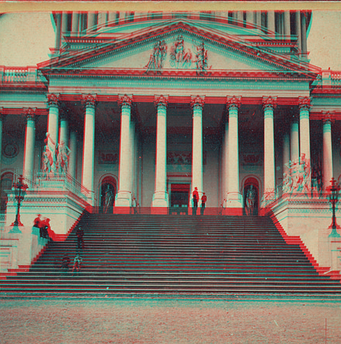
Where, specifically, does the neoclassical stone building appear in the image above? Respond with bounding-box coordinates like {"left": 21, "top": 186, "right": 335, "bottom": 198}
{"left": 1, "top": 11, "right": 341, "bottom": 270}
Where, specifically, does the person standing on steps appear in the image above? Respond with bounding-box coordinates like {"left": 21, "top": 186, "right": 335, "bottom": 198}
{"left": 72, "top": 254, "right": 82, "bottom": 273}
{"left": 76, "top": 226, "right": 85, "bottom": 249}
{"left": 61, "top": 253, "right": 70, "bottom": 273}
{"left": 201, "top": 192, "right": 207, "bottom": 215}
{"left": 192, "top": 187, "right": 199, "bottom": 215}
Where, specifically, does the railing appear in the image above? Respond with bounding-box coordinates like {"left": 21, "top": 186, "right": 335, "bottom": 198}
{"left": 36, "top": 172, "right": 90, "bottom": 200}
{"left": 0, "top": 66, "right": 47, "bottom": 85}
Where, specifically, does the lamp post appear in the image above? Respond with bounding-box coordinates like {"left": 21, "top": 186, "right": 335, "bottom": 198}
{"left": 326, "top": 177, "right": 341, "bottom": 238}
{"left": 10, "top": 175, "right": 28, "bottom": 229}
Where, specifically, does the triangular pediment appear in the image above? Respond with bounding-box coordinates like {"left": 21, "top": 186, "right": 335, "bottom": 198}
{"left": 40, "top": 22, "right": 319, "bottom": 78}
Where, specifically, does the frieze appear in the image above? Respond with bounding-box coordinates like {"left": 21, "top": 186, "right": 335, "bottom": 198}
{"left": 167, "top": 152, "right": 207, "bottom": 165}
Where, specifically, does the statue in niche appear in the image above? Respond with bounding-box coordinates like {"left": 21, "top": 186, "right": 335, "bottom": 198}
{"left": 145, "top": 40, "right": 167, "bottom": 73}
{"left": 245, "top": 185, "right": 256, "bottom": 216}
{"left": 170, "top": 35, "right": 192, "bottom": 68}
{"left": 103, "top": 184, "right": 115, "bottom": 213}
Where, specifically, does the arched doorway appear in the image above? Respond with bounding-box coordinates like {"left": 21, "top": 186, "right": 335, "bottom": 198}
{"left": 1, "top": 172, "right": 14, "bottom": 211}
{"left": 243, "top": 177, "right": 259, "bottom": 216}
{"left": 100, "top": 176, "right": 117, "bottom": 213}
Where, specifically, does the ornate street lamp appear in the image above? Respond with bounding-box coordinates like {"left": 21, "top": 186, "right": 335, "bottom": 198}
{"left": 10, "top": 175, "right": 28, "bottom": 228}
{"left": 326, "top": 177, "right": 341, "bottom": 238}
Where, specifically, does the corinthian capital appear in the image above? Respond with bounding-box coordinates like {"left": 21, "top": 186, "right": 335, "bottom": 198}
{"left": 190, "top": 95, "right": 205, "bottom": 109}
{"left": 154, "top": 95, "right": 168, "bottom": 108}
{"left": 226, "top": 96, "right": 241, "bottom": 109}
{"left": 23, "top": 107, "right": 37, "bottom": 121}
{"left": 82, "top": 94, "right": 97, "bottom": 109}
{"left": 47, "top": 93, "right": 60, "bottom": 107}
{"left": 262, "top": 96, "right": 277, "bottom": 110}
{"left": 118, "top": 94, "right": 133, "bottom": 108}
{"left": 298, "top": 96, "right": 311, "bottom": 110}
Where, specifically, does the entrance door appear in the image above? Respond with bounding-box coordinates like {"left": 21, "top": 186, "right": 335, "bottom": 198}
{"left": 170, "top": 183, "right": 190, "bottom": 214}
{"left": 243, "top": 177, "right": 259, "bottom": 216}
{"left": 100, "top": 176, "right": 116, "bottom": 213}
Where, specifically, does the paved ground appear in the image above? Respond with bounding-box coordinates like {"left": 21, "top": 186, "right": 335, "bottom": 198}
{"left": 0, "top": 295, "right": 341, "bottom": 343}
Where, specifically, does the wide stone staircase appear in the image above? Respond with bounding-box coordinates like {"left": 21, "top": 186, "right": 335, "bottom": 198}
{"left": 1, "top": 214, "right": 341, "bottom": 294}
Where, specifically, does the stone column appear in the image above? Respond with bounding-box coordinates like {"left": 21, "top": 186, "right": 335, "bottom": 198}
{"left": 47, "top": 94, "right": 60, "bottom": 167}
{"left": 236, "top": 11, "right": 243, "bottom": 25}
{"left": 71, "top": 12, "right": 79, "bottom": 35}
{"left": 87, "top": 12, "right": 97, "bottom": 31}
{"left": 152, "top": 96, "right": 169, "bottom": 210}
{"left": 55, "top": 13, "right": 62, "bottom": 50}
{"left": 222, "top": 118, "right": 229, "bottom": 206}
{"left": 98, "top": 12, "right": 107, "bottom": 27}
{"left": 267, "top": 11, "right": 275, "bottom": 36}
{"left": 256, "top": 12, "right": 262, "bottom": 27}
{"left": 301, "top": 11, "right": 308, "bottom": 56}
{"left": 81, "top": 94, "right": 97, "bottom": 205}
{"left": 115, "top": 95, "right": 133, "bottom": 208}
{"left": 226, "top": 96, "right": 243, "bottom": 212}
{"left": 295, "top": 11, "right": 302, "bottom": 53}
{"left": 263, "top": 96, "right": 277, "bottom": 199}
{"left": 23, "top": 109, "right": 36, "bottom": 185}
{"left": 62, "top": 12, "right": 68, "bottom": 33}
{"left": 59, "top": 111, "right": 69, "bottom": 147}
{"left": 323, "top": 115, "right": 333, "bottom": 191}
{"left": 69, "top": 130, "right": 77, "bottom": 180}
{"left": 284, "top": 11, "right": 291, "bottom": 37}
{"left": 246, "top": 11, "right": 254, "bottom": 27}
{"left": 290, "top": 118, "right": 299, "bottom": 163}
{"left": 191, "top": 96, "right": 205, "bottom": 206}
{"left": 282, "top": 131, "right": 290, "bottom": 176}
{"left": 299, "top": 97, "right": 311, "bottom": 173}
{"left": 129, "top": 119, "right": 136, "bottom": 201}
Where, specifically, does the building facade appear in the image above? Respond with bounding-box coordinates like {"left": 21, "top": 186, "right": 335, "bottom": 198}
{"left": 1, "top": 11, "right": 341, "bottom": 271}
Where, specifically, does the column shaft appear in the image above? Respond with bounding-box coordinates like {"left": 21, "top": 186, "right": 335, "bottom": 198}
{"left": 47, "top": 94, "right": 59, "bottom": 164}
{"left": 226, "top": 97, "right": 242, "bottom": 210}
{"left": 284, "top": 11, "right": 290, "bottom": 36}
{"left": 301, "top": 12, "right": 307, "bottom": 55}
{"left": 0, "top": 115, "right": 3, "bottom": 175}
{"left": 282, "top": 131, "right": 290, "bottom": 176}
{"left": 81, "top": 96, "right": 96, "bottom": 204}
{"left": 191, "top": 98, "right": 204, "bottom": 204}
{"left": 295, "top": 11, "right": 302, "bottom": 52}
{"left": 23, "top": 113, "right": 36, "bottom": 184}
{"left": 69, "top": 131, "right": 77, "bottom": 180}
{"left": 222, "top": 120, "right": 229, "bottom": 204}
{"left": 263, "top": 102, "right": 276, "bottom": 197}
{"left": 115, "top": 97, "right": 132, "bottom": 207}
{"left": 59, "top": 116, "right": 69, "bottom": 146}
{"left": 267, "top": 11, "right": 275, "bottom": 36}
{"left": 62, "top": 12, "right": 68, "bottom": 33}
{"left": 129, "top": 119, "right": 136, "bottom": 197}
{"left": 152, "top": 99, "right": 168, "bottom": 208}
{"left": 71, "top": 12, "right": 79, "bottom": 34}
{"left": 98, "top": 12, "right": 107, "bottom": 26}
{"left": 87, "top": 13, "right": 97, "bottom": 31}
{"left": 246, "top": 11, "right": 254, "bottom": 27}
{"left": 323, "top": 119, "right": 333, "bottom": 190}
{"left": 299, "top": 102, "right": 310, "bottom": 163}
{"left": 290, "top": 120, "right": 299, "bottom": 163}
{"left": 55, "top": 13, "right": 62, "bottom": 50}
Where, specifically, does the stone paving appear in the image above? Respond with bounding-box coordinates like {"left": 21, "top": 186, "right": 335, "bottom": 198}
{"left": 0, "top": 295, "right": 341, "bottom": 343}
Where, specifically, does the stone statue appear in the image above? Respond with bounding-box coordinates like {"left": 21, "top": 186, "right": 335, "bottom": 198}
{"left": 57, "top": 141, "right": 71, "bottom": 175}
{"left": 103, "top": 185, "right": 114, "bottom": 213}
{"left": 245, "top": 185, "right": 256, "bottom": 216}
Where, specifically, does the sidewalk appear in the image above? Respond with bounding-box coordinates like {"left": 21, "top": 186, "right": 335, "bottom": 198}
{"left": 1, "top": 296, "right": 340, "bottom": 343}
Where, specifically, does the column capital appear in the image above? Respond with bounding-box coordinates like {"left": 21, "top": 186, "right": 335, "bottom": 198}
{"left": 154, "top": 95, "right": 168, "bottom": 108}
{"left": 226, "top": 96, "right": 241, "bottom": 109}
{"left": 22, "top": 107, "right": 37, "bottom": 121}
{"left": 82, "top": 94, "right": 97, "bottom": 109}
{"left": 118, "top": 94, "right": 133, "bottom": 108}
{"left": 262, "top": 96, "right": 277, "bottom": 110}
{"left": 47, "top": 93, "right": 60, "bottom": 107}
{"left": 298, "top": 96, "right": 311, "bottom": 110}
{"left": 322, "top": 111, "right": 336, "bottom": 124}
{"left": 191, "top": 95, "right": 205, "bottom": 109}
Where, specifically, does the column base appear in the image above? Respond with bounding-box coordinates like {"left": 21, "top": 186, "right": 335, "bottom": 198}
{"left": 114, "top": 206, "right": 132, "bottom": 214}
{"left": 152, "top": 192, "right": 169, "bottom": 208}
{"left": 115, "top": 191, "right": 132, "bottom": 207}
{"left": 225, "top": 192, "right": 243, "bottom": 216}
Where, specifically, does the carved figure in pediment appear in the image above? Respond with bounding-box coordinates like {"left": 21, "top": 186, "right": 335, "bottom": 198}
{"left": 194, "top": 41, "right": 210, "bottom": 75}
{"left": 170, "top": 35, "right": 192, "bottom": 68}
{"left": 145, "top": 40, "right": 167, "bottom": 73}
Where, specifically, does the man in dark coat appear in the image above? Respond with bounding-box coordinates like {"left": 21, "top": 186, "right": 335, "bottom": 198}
{"left": 201, "top": 193, "right": 207, "bottom": 215}
{"left": 192, "top": 187, "right": 199, "bottom": 215}
{"left": 76, "top": 226, "right": 84, "bottom": 249}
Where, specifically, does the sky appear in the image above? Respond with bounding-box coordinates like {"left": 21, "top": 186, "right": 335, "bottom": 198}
{"left": 0, "top": 11, "right": 340, "bottom": 70}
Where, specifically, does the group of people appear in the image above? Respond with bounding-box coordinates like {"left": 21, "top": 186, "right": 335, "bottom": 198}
{"left": 192, "top": 187, "right": 207, "bottom": 215}
{"left": 33, "top": 214, "right": 52, "bottom": 239}
{"left": 60, "top": 225, "right": 85, "bottom": 274}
